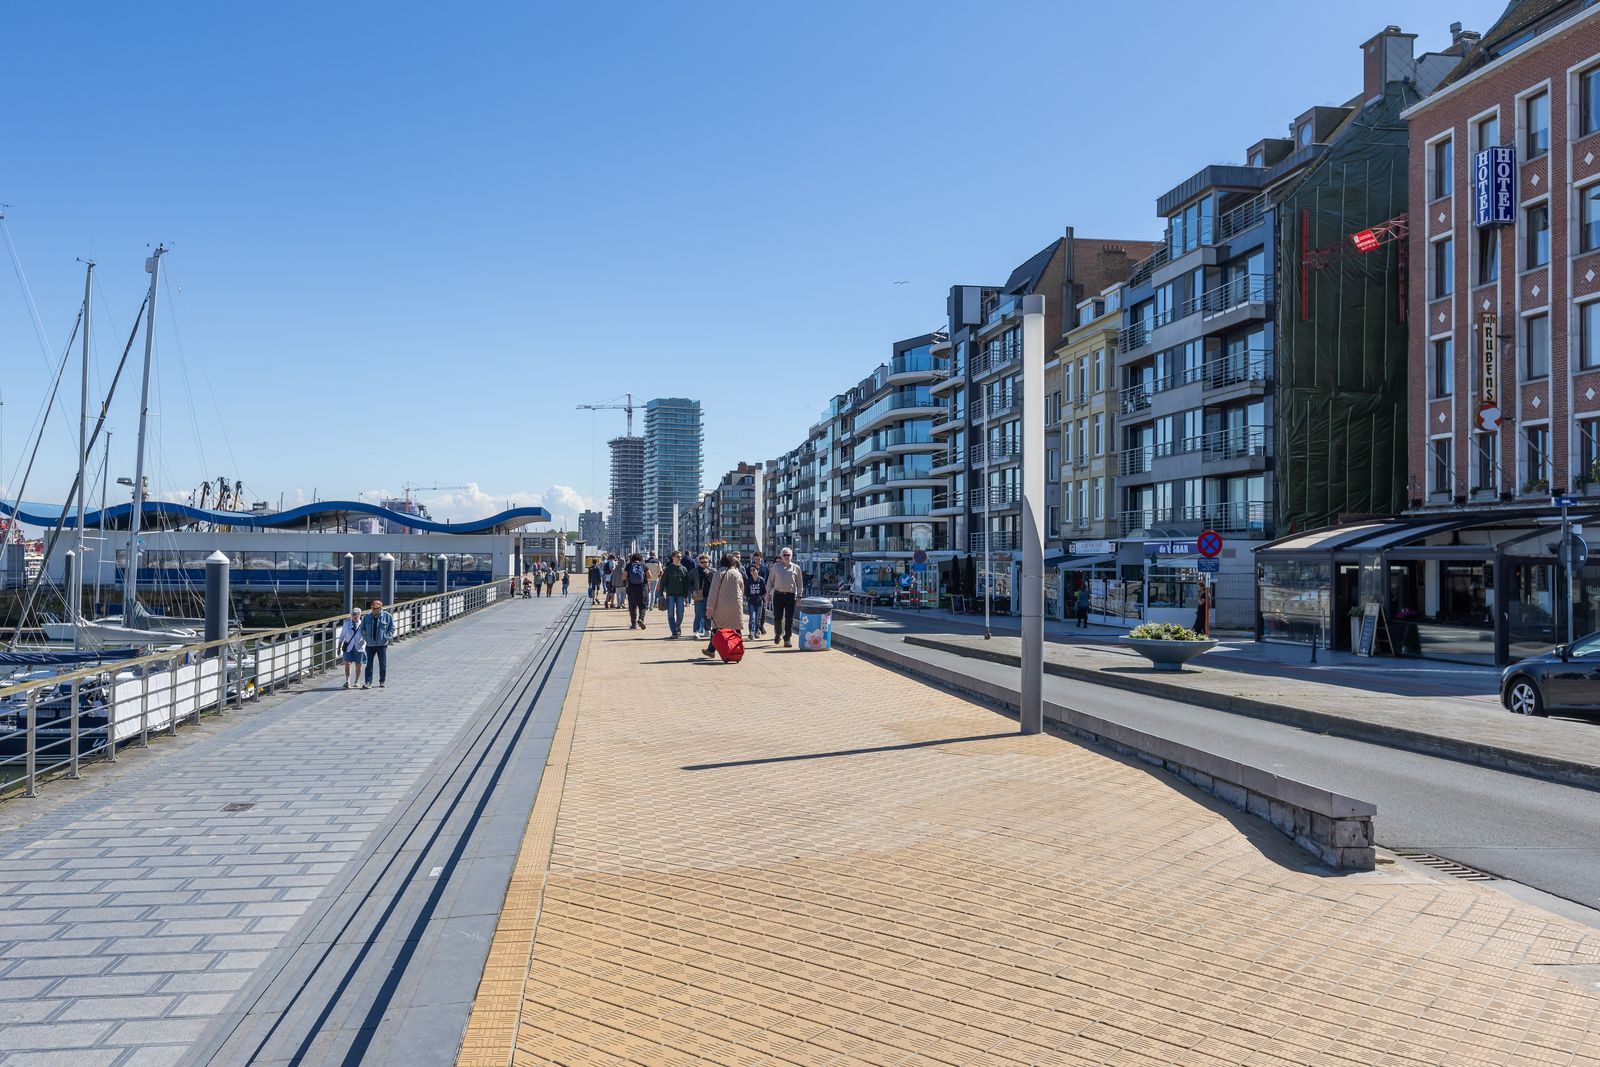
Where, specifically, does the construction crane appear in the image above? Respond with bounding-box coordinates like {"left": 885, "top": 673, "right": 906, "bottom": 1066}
{"left": 577, "top": 392, "right": 636, "bottom": 436}
{"left": 402, "top": 482, "right": 469, "bottom": 507}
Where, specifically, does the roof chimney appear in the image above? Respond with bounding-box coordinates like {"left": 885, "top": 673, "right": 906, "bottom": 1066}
{"left": 1449, "top": 21, "right": 1482, "bottom": 55}
{"left": 1361, "top": 25, "right": 1418, "bottom": 102}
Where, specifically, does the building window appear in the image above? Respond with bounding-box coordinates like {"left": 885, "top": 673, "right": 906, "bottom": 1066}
{"left": 1047, "top": 505, "right": 1059, "bottom": 537}
{"left": 1298, "top": 122, "right": 1313, "bottom": 146}
{"left": 1093, "top": 414, "right": 1105, "bottom": 456}
{"left": 1583, "top": 66, "right": 1600, "bottom": 137}
{"left": 1583, "top": 301, "right": 1600, "bottom": 370}
{"left": 1432, "top": 137, "right": 1452, "bottom": 200}
{"left": 1526, "top": 314, "right": 1550, "bottom": 378}
{"left": 1526, "top": 203, "right": 1550, "bottom": 267}
{"left": 1434, "top": 237, "right": 1453, "bottom": 297}
{"left": 1478, "top": 228, "right": 1499, "bottom": 284}
{"left": 1249, "top": 149, "right": 1264, "bottom": 167}
{"left": 1526, "top": 425, "right": 1550, "bottom": 488}
{"left": 1093, "top": 350, "right": 1104, "bottom": 391}
{"left": 1077, "top": 358, "right": 1088, "bottom": 397}
{"left": 1092, "top": 477, "right": 1104, "bottom": 520}
{"left": 1583, "top": 184, "right": 1600, "bottom": 253}
{"left": 1432, "top": 338, "right": 1453, "bottom": 397}
{"left": 1047, "top": 447, "right": 1060, "bottom": 482}
{"left": 1430, "top": 438, "right": 1452, "bottom": 495}
{"left": 1474, "top": 431, "right": 1499, "bottom": 491}
{"left": 1526, "top": 91, "right": 1550, "bottom": 158}
{"left": 1580, "top": 419, "right": 1600, "bottom": 483}
{"left": 1477, "top": 114, "right": 1499, "bottom": 152}
{"left": 1076, "top": 480, "right": 1088, "bottom": 521}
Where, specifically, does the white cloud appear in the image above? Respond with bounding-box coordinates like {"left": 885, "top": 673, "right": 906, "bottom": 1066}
{"left": 415, "top": 483, "right": 601, "bottom": 529}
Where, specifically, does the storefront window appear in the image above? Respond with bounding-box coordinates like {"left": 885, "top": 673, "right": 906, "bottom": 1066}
{"left": 1507, "top": 561, "right": 1557, "bottom": 661}
{"left": 1259, "top": 559, "right": 1330, "bottom": 643}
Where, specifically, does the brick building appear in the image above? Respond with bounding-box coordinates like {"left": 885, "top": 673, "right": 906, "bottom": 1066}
{"left": 1395, "top": 1, "right": 1600, "bottom": 661}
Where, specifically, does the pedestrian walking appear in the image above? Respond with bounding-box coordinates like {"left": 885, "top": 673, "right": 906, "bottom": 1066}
{"left": 702, "top": 553, "right": 746, "bottom": 660}
{"left": 609, "top": 554, "right": 628, "bottom": 608}
{"left": 544, "top": 568, "right": 556, "bottom": 597}
{"left": 745, "top": 563, "right": 767, "bottom": 636}
{"left": 521, "top": 573, "right": 533, "bottom": 599}
{"left": 660, "top": 550, "right": 691, "bottom": 638}
{"left": 338, "top": 609, "right": 366, "bottom": 688}
{"left": 765, "top": 546, "right": 804, "bottom": 647}
{"left": 625, "top": 552, "right": 649, "bottom": 630}
{"left": 645, "top": 554, "right": 663, "bottom": 611}
{"left": 601, "top": 555, "right": 616, "bottom": 607}
{"left": 360, "top": 598, "right": 395, "bottom": 688}
{"left": 1075, "top": 583, "right": 1091, "bottom": 628}
{"left": 587, "top": 560, "right": 602, "bottom": 603}
{"left": 1194, "top": 583, "right": 1209, "bottom": 635}
{"left": 692, "top": 553, "right": 713, "bottom": 637}
{"left": 561, "top": 568, "right": 570, "bottom": 596}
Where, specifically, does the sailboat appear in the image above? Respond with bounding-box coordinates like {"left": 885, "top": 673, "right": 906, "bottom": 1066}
{"left": 34, "top": 249, "right": 199, "bottom": 648}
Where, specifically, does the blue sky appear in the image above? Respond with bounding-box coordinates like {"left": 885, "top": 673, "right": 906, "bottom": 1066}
{"left": 1, "top": 0, "right": 1507, "bottom": 529}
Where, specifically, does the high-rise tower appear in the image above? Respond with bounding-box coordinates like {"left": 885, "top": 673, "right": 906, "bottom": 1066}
{"left": 643, "top": 398, "right": 703, "bottom": 553}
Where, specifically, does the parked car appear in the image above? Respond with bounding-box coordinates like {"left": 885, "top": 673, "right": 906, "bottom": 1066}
{"left": 1500, "top": 632, "right": 1600, "bottom": 715}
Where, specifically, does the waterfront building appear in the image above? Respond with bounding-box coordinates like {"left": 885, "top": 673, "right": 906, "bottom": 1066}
{"left": 848, "top": 334, "right": 948, "bottom": 596}
{"left": 578, "top": 509, "right": 605, "bottom": 550}
{"left": 1052, "top": 287, "right": 1127, "bottom": 621}
{"left": 606, "top": 435, "right": 645, "bottom": 555}
{"left": 805, "top": 393, "right": 855, "bottom": 587}
{"left": 1320, "top": 2, "right": 1600, "bottom": 664}
{"left": 936, "top": 231, "right": 1155, "bottom": 611}
{"left": 643, "top": 398, "right": 703, "bottom": 555}
{"left": 705, "top": 463, "right": 764, "bottom": 559}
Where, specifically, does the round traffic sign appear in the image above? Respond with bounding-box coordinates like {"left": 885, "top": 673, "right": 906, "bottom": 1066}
{"left": 912, "top": 548, "right": 928, "bottom": 565}
{"left": 1197, "top": 530, "right": 1223, "bottom": 558}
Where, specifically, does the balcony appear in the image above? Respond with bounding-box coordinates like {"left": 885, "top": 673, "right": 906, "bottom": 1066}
{"left": 854, "top": 425, "right": 936, "bottom": 463}
{"left": 1117, "top": 349, "right": 1272, "bottom": 416}
{"left": 976, "top": 293, "right": 1024, "bottom": 337}
{"left": 851, "top": 499, "right": 936, "bottom": 523}
{"left": 969, "top": 440, "right": 1021, "bottom": 467}
{"left": 852, "top": 534, "right": 948, "bottom": 555}
{"left": 1119, "top": 318, "right": 1156, "bottom": 353}
{"left": 1127, "top": 194, "right": 1266, "bottom": 290}
{"left": 968, "top": 530, "right": 1022, "bottom": 552}
{"left": 852, "top": 467, "right": 942, "bottom": 495}
{"left": 1196, "top": 273, "right": 1271, "bottom": 320}
{"left": 1118, "top": 500, "right": 1269, "bottom": 537}
{"left": 888, "top": 351, "right": 951, "bottom": 383}
{"left": 931, "top": 406, "right": 964, "bottom": 436}
{"left": 970, "top": 341, "right": 1022, "bottom": 381}
{"left": 972, "top": 389, "right": 1022, "bottom": 423}
{"left": 853, "top": 390, "right": 940, "bottom": 435}
{"left": 1116, "top": 426, "right": 1268, "bottom": 477}
{"left": 930, "top": 448, "right": 964, "bottom": 474}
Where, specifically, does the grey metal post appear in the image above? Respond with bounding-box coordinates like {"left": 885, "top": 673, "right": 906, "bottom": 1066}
{"left": 204, "top": 550, "right": 230, "bottom": 654}
{"left": 1019, "top": 294, "right": 1046, "bottom": 735}
{"left": 379, "top": 553, "right": 396, "bottom": 607}
{"left": 1562, "top": 498, "right": 1575, "bottom": 646}
{"left": 341, "top": 552, "right": 355, "bottom": 615}
{"left": 436, "top": 553, "right": 449, "bottom": 595}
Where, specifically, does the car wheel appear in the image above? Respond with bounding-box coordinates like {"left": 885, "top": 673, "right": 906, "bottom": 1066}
{"left": 1506, "top": 677, "right": 1546, "bottom": 717}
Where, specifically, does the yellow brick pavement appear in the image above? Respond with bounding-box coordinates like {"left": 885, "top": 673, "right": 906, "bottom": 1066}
{"left": 462, "top": 611, "right": 1600, "bottom": 1066}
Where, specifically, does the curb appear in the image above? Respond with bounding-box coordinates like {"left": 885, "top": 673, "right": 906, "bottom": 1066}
{"left": 879, "top": 631, "right": 1600, "bottom": 792}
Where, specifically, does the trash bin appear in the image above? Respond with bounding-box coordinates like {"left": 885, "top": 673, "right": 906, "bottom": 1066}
{"left": 797, "top": 596, "right": 833, "bottom": 651}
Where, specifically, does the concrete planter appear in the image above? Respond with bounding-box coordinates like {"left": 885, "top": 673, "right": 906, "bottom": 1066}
{"left": 1121, "top": 637, "right": 1216, "bottom": 672}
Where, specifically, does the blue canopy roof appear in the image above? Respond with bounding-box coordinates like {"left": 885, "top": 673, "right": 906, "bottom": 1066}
{"left": 1, "top": 499, "right": 551, "bottom": 535}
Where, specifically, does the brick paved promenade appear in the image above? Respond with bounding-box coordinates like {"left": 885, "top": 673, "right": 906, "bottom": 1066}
{"left": 0, "top": 595, "right": 580, "bottom": 1067}
{"left": 463, "top": 611, "right": 1600, "bottom": 1066}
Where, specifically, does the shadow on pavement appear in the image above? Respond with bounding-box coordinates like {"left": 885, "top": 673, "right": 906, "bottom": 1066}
{"left": 682, "top": 732, "right": 1016, "bottom": 771}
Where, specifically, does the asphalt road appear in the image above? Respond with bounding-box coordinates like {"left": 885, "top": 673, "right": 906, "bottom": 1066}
{"left": 847, "top": 623, "right": 1600, "bottom": 912}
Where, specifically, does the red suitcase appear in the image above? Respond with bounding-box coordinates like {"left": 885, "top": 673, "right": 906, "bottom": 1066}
{"left": 711, "top": 628, "right": 745, "bottom": 663}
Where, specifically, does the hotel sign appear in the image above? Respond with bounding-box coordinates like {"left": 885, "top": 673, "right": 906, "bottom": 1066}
{"left": 1477, "top": 312, "right": 1501, "bottom": 432}
{"left": 1473, "top": 146, "right": 1516, "bottom": 227}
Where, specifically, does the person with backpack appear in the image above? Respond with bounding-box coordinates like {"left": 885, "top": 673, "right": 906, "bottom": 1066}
{"left": 587, "top": 560, "right": 602, "bottom": 603}
{"left": 744, "top": 562, "right": 767, "bottom": 637}
{"left": 544, "top": 567, "right": 556, "bottom": 597}
{"left": 624, "top": 552, "right": 649, "bottom": 630}
{"left": 601, "top": 555, "right": 616, "bottom": 608}
{"left": 660, "top": 550, "right": 692, "bottom": 638}
{"left": 702, "top": 553, "right": 746, "bottom": 660}
{"left": 691, "top": 553, "right": 714, "bottom": 637}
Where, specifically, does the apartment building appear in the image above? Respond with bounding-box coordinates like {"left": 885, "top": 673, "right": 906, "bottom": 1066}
{"left": 934, "top": 231, "right": 1155, "bottom": 609}
{"left": 642, "top": 398, "right": 703, "bottom": 553}
{"left": 705, "top": 462, "right": 764, "bottom": 559}
{"left": 605, "top": 435, "right": 645, "bottom": 556}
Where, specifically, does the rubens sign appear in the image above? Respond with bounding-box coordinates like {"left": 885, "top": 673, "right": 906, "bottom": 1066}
{"left": 1477, "top": 312, "right": 1501, "bottom": 432}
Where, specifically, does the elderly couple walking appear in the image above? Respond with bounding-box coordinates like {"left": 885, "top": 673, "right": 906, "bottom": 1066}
{"left": 700, "top": 547, "right": 804, "bottom": 660}
{"left": 338, "top": 599, "right": 396, "bottom": 689}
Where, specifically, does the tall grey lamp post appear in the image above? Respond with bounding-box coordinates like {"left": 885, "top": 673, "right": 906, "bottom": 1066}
{"left": 1019, "top": 294, "right": 1046, "bottom": 735}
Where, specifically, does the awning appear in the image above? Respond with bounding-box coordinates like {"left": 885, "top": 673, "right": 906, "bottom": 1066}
{"left": 1259, "top": 522, "right": 1388, "bottom": 553}
{"left": 1051, "top": 553, "right": 1116, "bottom": 569}
{"left": 1256, "top": 517, "right": 1477, "bottom": 559}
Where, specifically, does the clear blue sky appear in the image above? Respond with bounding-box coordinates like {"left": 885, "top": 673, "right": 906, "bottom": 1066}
{"left": 1, "top": 1, "right": 1507, "bottom": 528}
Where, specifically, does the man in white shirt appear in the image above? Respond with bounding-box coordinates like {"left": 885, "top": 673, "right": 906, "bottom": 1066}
{"left": 765, "top": 547, "right": 804, "bottom": 647}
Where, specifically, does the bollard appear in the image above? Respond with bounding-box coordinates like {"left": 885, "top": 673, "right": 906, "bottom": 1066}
{"left": 379, "top": 553, "right": 396, "bottom": 608}
{"left": 204, "top": 551, "right": 230, "bottom": 656}
{"left": 436, "top": 554, "right": 449, "bottom": 596}
{"left": 341, "top": 552, "right": 355, "bottom": 616}
{"left": 63, "top": 550, "right": 78, "bottom": 623}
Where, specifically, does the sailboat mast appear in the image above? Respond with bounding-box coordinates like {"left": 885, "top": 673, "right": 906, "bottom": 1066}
{"left": 124, "top": 246, "right": 164, "bottom": 622}
{"left": 94, "top": 430, "right": 110, "bottom": 611}
{"left": 73, "top": 261, "right": 93, "bottom": 650}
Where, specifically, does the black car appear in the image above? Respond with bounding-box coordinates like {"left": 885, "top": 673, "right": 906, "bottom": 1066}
{"left": 1500, "top": 632, "right": 1600, "bottom": 716}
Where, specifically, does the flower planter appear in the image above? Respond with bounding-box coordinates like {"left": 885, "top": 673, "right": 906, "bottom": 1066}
{"left": 1121, "top": 637, "right": 1216, "bottom": 672}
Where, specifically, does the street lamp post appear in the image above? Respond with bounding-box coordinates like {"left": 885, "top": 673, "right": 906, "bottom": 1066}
{"left": 1019, "top": 295, "right": 1045, "bottom": 735}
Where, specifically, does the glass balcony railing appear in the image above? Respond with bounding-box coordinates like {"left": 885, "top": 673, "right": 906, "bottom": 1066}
{"left": 1118, "top": 500, "right": 1269, "bottom": 536}
{"left": 854, "top": 390, "right": 936, "bottom": 428}
{"left": 890, "top": 351, "right": 950, "bottom": 377}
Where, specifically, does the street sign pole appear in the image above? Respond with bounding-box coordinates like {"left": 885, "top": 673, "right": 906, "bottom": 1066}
{"left": 1019, "top": 294, "right": 1045, "bottom": 736}
{"left": 1564, "top": 497, "right": 1574, "bottom": 646}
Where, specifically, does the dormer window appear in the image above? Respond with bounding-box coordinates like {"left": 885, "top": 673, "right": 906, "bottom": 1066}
{"left": 1249, "top": 150, "right": 1264, "bottom": 167}
{"left": 1298, "top": 123, "right": 1313, "bottom": 146}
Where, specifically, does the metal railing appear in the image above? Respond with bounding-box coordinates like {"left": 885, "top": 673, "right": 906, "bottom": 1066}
{"left": 930, "top": 448, "right": 964, "bottom": 469}
{"left": 1116, "top": 426, "right": 1268, "bottom": 475}
{"left": 969, "top": 530, "right": 1022, "bottom": 552}
{"left": 1118, "top": 500, "right": 1269, "bottom": 535}
{"left": 969, "top": 440, "right": 1021, "bottom": 466}
{"left": 0, "top": 578, "right": 515, "bottom": 799}
{"left": 1118, "top": 349, "right": 1271, "bottom": 414}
